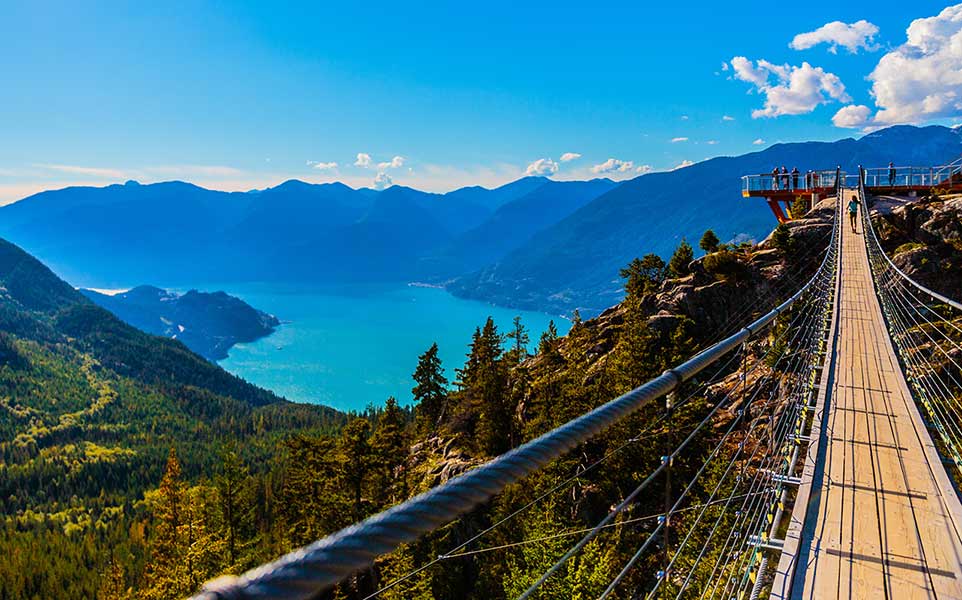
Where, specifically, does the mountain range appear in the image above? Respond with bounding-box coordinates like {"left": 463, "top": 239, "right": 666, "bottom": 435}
{"left": 1, "top": 125, "right": 960, "bottom": 316}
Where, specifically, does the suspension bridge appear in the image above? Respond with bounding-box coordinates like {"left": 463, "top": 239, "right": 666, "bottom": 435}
{"left": 191, "top": 163, "right": 962, "bottom": 600}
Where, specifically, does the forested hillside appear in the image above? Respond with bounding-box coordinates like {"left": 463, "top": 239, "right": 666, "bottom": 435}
{"left": 0, "top": 237, "right": 344, "bottom": 599}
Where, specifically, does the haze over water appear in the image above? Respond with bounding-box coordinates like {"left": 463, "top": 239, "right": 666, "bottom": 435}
{"left": 217, "top": 282, "right": 569, "bottom": 412}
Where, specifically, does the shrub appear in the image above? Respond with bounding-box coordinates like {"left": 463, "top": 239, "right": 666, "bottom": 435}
{"left": 702, "top": 250, "right": 748, "bottom": 282}
{"left": 771, "top": 224, "right": 796, "bottom": 258}
{"left": 894, "top": 242, "right": 924, "bottom": 255}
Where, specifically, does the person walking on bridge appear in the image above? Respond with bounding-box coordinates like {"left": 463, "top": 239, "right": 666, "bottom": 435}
{"left": 848, "top": 194, "right": 860, "bottom": 233}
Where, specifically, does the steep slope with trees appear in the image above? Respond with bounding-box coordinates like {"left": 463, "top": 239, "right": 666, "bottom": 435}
{"left": 0, "top": 237, "right": 343, "bottom": 599}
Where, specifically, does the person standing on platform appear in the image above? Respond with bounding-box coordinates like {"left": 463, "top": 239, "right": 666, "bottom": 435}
{"left": 781, "top": 166, "right": 789, "bottom": 190}
{"left": 792, "top": 167, "right": 799, "bottom": 190}
{"left": 889, "top": 161, "right": 896, "bottom": 186}
{"left": 772, "top": 167, "right": 780, "bottom": 190}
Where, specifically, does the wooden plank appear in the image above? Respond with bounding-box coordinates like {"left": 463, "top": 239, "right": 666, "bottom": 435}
{"left": 781, "top": 197, "right": 962, "bottom": 599}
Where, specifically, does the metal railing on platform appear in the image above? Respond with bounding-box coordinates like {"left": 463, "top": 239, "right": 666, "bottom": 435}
{"left": 744, "top": 159, "right": 962, "bottom": 197}
{"left": 742, "top": 169, "right": 839, "bottom": 195}
{"left": 860, "top": 164, "right": 961, "bottom": 188}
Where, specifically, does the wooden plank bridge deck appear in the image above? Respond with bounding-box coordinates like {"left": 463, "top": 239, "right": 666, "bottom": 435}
{"left": 773, "top": 194, "right": 962, "bottom": 599}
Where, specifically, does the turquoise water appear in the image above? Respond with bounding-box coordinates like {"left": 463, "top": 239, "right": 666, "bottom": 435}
{"left": 215, "top": 283, "right": 569, "bottom": 412}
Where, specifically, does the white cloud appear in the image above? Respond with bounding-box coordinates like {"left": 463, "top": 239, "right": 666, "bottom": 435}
{"left": 636, "top": 164, "right": 653, "bottom": 174}
{"left": 721, "top": 62, "right": 730, "bottom": 71}
{"left": 591, "top": 158, "right": 635, "bottom": 174}
{"left": 308, "top": 161, "right": 338, "bottom": 171}
{"left": 790, "top": 20, "right": 880, "bottom": 54}
{"left": 671, "top": 137, "right": 689, "bottom": 143}
{"left": 377, "top": 155, "right": 406, "bottom": 170}
{"left": 559, "top": 152, "right": 582, "bottom": 162}
{"left": 706, "top": 140, "right": 719, "bottom": 145}
{"left": 731, "top": 56, "right": 850, "bottom": 118}
{"left": 863, "top": 4, "right": 962, "bottom": 126}
{"left": 672, "top": 160, "right": 695, "bottom": 170}
{"left": 354, "top": 152, "right": 372, "bottom": 168}
{"left": 373, "top": 172, "right": 393, "bottom": 190}
{"left": 752, "top": 138, "right": 766, "bottom": 145}
{"left": 722, "top": 115, "right": 735, "bottom": 121}
{"left": 832, "top": 104, "right": 873, "bottom": 128}
{"left": 34, "top": 164, "right": 127, "bottom": 179}
{"left": 681, "top": 115, "right": 689, "bottom": 120}
{"left": 730, "top": 56, "right": 771, "bottom": 87}
{"left": 524, "top": 158, "right": 559, "bottom": 176}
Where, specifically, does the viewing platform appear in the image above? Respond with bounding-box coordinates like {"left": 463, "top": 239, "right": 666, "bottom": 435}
{"left": 743, "top": 161, "right": 962, "bottom": 222}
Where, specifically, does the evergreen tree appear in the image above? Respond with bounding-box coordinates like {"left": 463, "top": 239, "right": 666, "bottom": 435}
{"left": 505, "top": 316, "right": 530, "bottom": 364}
{"left": 570, "top": 309, "right": 583, "bottom": 335}
{"left": 771, "top": 223, "right": 797, "bottom": 259}
{"left": 620, "top": 257, "right": 647, "bottom": 299}
{"left": 456, "top": 327, "right": 483, "bottom": 390}
{"left": 669, "top": 317, "right": 697, "bottom": 366}
{"left": 143, "top": 448, "right": 189, "bottom": 600}
{"left": 790, "top": 195, "right": 809, "bottom": 219}
{"left": 568, "top": 536, "right": 620, "bottom": 599}
{"left": 371, "top": 397, "right": 409, "bottom": 504}
{"left": 538, "top": 320, "right": 559, "bottom": 355}
{"left": 412, "top": 343, "right": 448, "bottom": 432}
{"left": 97, "top": 556, "right": 127, "bottom": 600}
{"left": 610, "top": 312, "right": 661, "bottom": 392}
{"left": 639, "top": 253, "right": 666, "bottom": 285}
{"left": 621, "top": 253, "right": 666, "bottom": 299}
{"left": 668, "top": 239, "right": 694, "bottom": 278}
{"left": 376, "top": 544, "right": 433, "bottom": 600}
{"left": 182, "top": 486, "right": 224, "bottom": 589}
{"left": 459, "top": 317, "right": 510, "bottom": 454}
{"left": 339, "top": 418, "right": 376, "bottom": 518}
{"left": 214, "top": 443, "right": 251, "bottom": 568}
{"left": 502, "top": 500, "right": 576, "bottom": 598}
{"left": 699, "top": 229, "right": 720, "bottom": 253}
{"left": 280, "top": 436, "right": 351, "bottom": 547}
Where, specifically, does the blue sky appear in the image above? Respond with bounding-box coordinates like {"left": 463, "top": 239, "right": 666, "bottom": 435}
{"left": 1, "top": 1, "right": 960, "bottom": 203}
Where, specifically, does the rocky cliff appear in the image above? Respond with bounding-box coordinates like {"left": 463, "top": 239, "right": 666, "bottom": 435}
{"left": 872, "top": 193, "right": 962, "bottom": 300}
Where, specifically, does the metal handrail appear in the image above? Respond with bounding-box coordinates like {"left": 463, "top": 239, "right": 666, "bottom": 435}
{"left": 933, "top": 155, "right": 962, "bottom": 186}
{"left": 742, "top": 169, "right": 840, "bottom": 194}
{"left": 190, "top": 198, "right": 841, "bottom": 600}
{"left": 744, "top": 162, "right": 962, "bottom": 196}
{"left": 861, "top": 163, "right": 962, "bottom": 189}
{"left": 859, "top": 166, "right": 962, "bottom": 312}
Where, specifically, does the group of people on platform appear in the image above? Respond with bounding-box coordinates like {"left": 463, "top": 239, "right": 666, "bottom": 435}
{"left": 770, "top": 162, "right": 899, "bottom": 191}
{"left": 770, "top": 166, "right": 813, "bottom": 191}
